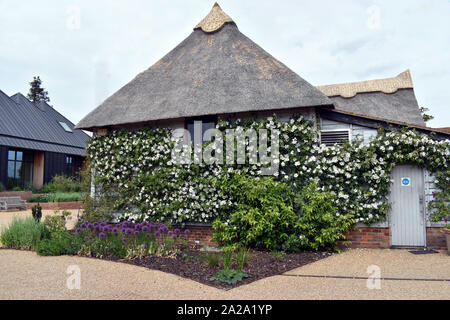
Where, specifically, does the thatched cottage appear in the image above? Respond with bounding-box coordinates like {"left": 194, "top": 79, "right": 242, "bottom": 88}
{"left": 77, "top": 3, "right": 449, "bottom": 249}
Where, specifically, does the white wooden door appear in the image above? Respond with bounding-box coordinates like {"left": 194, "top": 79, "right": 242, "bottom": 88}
{"left": 389, "top": 165, "right": 426, "bottom": 247}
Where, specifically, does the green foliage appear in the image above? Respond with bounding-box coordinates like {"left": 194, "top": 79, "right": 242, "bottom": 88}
{"left": 270, "top": 251, "right": 286, "bottom": 259}
{"left": 0, "top": 217, "right": 48, "bottom": 250}
{"left": 235, "top": 247, "right": 249, "bottom": 271}
{"left": 0, "top": 182, "right": 5, "bottom": 192}
{"left": 222, "top": 246, "right": 234, "bottom": 270}
{"left": 27, "top": 76, "right": 50, "bottom": 103}
{"left": 212, "top": 174, "right": 299, "bottom": 250}
{"left": 287, "top": 184, "right": 355, "bottom": 251}
{"left": 29, "top": 192, "right": 85, "bottom": 203}
{"left": 37, "top": 232, "right": 81, "bottom": 256}
{"left": 428, "top": 170, "right": 449, "bottom": 222}
{"left": 202, "top": 252, "right": 221, "bottom": 267}
{"left": 419, "top": 106, "right": 434, "bottom": 123}
{"left": 87, "top": 115, "right": 448, "bottom": 231}
{"left": 31, "top": 204, "right": 42, "bottom": 222}
{"left": 40, "top": 175, "right": 84, "bottom": 194}
{"left": 210, "top": 269, "right": 250, "bottom": 285}
{"left": 42, "top": 210, "right": 71, "bottom": 237}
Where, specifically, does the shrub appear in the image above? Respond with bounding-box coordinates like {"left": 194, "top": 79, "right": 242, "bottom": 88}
{"left": 42, "top": 210, "right": 71, "bottom": 237}
{"left": 31, "top": 204, "right": 43, "bottom": 222}
{"left": 0, "top": 182, "right": 5, "bottom": 192}
{"left": 0, "top": 217, "right": 48, "bottom": 250}
{"left": 37, "top": 232, "right": 81, "bottom": 256}
{"left": 29, "top": 192, "right": 85, "bottom": 203}
{"left": 285, "top": 183, "right": 355, "bottom": 252}
{"left": 212, "top": 175, "right": 299, "bottom": 250}
{"left": 40, "top": 175, "right": 84, "bottom": 194}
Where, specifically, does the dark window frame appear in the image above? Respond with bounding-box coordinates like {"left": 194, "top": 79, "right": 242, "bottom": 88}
{"left": 185, "top": 116, "right": 217, "bottom": 144}
{"left": 6, "top": 148, "right": 34, "bottom": 189}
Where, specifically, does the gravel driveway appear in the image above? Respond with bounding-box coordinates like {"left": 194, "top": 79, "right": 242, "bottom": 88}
{"left": 0, "top": 248, "right": 448, "bottom": 300}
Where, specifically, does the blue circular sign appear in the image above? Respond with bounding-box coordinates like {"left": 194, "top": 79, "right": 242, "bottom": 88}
{"left": 401, "top": 178, "right": 411, "bottom": 186}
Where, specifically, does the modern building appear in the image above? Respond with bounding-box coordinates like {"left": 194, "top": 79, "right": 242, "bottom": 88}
{"left": 0, "top": 90, "right": 89, "bottom": 190}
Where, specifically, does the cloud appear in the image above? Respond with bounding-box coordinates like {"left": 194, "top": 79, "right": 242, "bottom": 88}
{"left": 0, "top": 0, "right": 449, "bottom": 127}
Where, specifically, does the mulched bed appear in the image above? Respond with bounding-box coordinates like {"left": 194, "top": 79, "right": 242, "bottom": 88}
{"left": 102, "top": 246, "right": 334, "bottom": 290}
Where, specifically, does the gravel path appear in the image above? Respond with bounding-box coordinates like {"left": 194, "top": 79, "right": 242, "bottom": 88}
{"left": 0, "top": 209, "right": 80, "bottom": 231}
{"left": 0, "top": 249, "right": 448, "bottom": 300}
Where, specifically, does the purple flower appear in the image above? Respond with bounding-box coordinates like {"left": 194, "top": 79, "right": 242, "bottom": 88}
{"left": 99, "top": 232, "right": 106, "bottom": 239}
{"left": 145, "top": 233, "right": 151, "bottom": 238}
{"left": 122, "top": 238, "right": 127, "bottom": 243}
{"left": 184, "top": 229, "right": 191, "bottom": 235}
{"left": 113, "top": 232, "right": 119, "bottom": 237}
{"left": 142, "top": 226, "right": 149, "bottom": 232}
{"left": 168, "top": 231, "right": 173, "bottom": 236}
{"left": 75, "top": 228, "right": 82, "bottom": 234}
{"left": 174, "top": 228, "right": 180, "bottom": 235}
{"left": 84, "top": 236, "right": 90, "bottom": 241}
{"left": 155, "top": 231, "right": 161, "bottom": 237}
{"left": 172, "top": 235, "right": 177, "bottom": 239}
{"left": 61, "top": 215, "right": 66, "bottom": 221}
{"left": 112, "top": 227, "right": 118, "bottom": 233}
{"left": 134, "top": 230, "right": 139, "bottom": 236}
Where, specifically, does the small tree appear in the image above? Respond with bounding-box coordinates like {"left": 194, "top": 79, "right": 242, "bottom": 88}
{"left": 419, "top": 106, "right": 434, "bottom": 123}
{"left": 27, "top": 76, "right": 50, "bottom": 104}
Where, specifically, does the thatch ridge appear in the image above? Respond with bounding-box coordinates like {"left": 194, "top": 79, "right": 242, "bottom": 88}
{"left": 317, "top": 70, "right": 413, "bottom": 98}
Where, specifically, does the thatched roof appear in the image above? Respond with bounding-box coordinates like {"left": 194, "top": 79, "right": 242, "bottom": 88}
{"left": 76, "top": 3, "right": 333, "bottom": 130}
{"left": 317, "top": 70, "right": 425, "bottom": 126}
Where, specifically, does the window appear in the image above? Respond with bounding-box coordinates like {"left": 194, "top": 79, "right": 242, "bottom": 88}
{"left": 320, "top": 130, "right": 351, "bottom": 146}
{"left": 65, "top": 156, "right": 75, "bottom": 177}
{"left": 186, "top": 117, "right": 217, "bottom": 144}
{"left": 7, "top": 149, "right": 34, "bottom": 189}
{"left": 59, "top": 121, "right": 73, "bottom": 132}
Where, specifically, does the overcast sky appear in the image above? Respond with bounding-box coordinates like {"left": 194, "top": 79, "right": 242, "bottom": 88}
{"left": 0, "top": 0, "right": 449, "bottom": 128}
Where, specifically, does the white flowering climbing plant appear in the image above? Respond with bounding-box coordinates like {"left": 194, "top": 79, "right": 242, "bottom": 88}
{"left": 87, "top": 114, "right": 449, "bottom": 226}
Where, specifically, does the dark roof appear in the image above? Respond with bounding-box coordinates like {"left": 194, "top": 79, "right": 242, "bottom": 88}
{"left": 75, "top": 4, "right": 333, "bottom": 130}
{"left": 0, "top": 90, "right": 89, "bottom": 155}
{"left": 317, "top": 71, "right": 426, "bottom": 126}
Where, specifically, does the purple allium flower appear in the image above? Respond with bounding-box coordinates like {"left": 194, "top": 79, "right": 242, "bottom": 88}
{"left": 112, "top": 227, "right": 118, "bottom": 233}
{"left": 155, "top": 231, "right": 161, "bottom": 237}
{"left": 168, "top": 230, "right": 173, "bottom": 236}
{"left": 122, "top": 238, "right": 127, "bottom": 243}
{"left": 99, "top": 232, "right": 106, "bottom": 239}
{"left": 142, "top": 226, "right": 149, "bottom": 232}
{"left": 84, "top": 236, "right": 90, "bottom": 241}
{"left": 184, "top": 229, "right": 191, "bottom": 235}
{"left": 174, "top": 228, "right": 180, "bottom": 235}
{"left": 145, "top": 233, "right": 151, "bottom": 238}
{"left": 134, "top": 230, "right": 139, "bottom": 236}
{"left": 93, "top": 222, "right": 99, "bottom": 227}
{"left": 75, "top": 228, "right": 82, "bottom": 234}
{"left": 114, "top": 232, "right": 119, "bottom": 237}
{"left": 173, "top": 235, "right": 177, "bottom": 239}
{"left": 61, "top": 215, "right": 66, "bottom": 221}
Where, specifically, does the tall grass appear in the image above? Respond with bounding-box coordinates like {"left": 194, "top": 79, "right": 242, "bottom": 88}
{"left": 0, "top": 217, "right": 48, "bottom": 250}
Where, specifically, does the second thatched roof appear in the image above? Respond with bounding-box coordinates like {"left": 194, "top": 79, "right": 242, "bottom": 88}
{"left": 76, "top": 3, "right": 333, "bottom": 130}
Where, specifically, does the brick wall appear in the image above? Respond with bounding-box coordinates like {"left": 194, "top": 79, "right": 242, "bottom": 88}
{"left": 175, "top": 225, "right": 447, "bottom": 250}
{"left": 426, "top": 227, "right": 447, "bottom": 250}
{"left": 340, "top": 227, "right": 391, "bottom": 249}
{"left": 174, "top": 225, "right": 215, "bottom": 246}
{"left": 0, "top": 191, "right": 34, "bottom": 201}
{"left": 27, "top": 201, "right": 84, "bottom": 210}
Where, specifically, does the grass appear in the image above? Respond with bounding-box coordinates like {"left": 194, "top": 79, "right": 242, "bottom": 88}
{"left": 0, "top": 217, "right": 48, "bottom": 250}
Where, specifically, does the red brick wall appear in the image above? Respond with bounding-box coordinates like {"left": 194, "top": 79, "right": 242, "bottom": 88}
{"left": 340, "top": 227, "right": 391, "bottom": 249}
{"left": 175, "top": 225, "right": 215, "bottom": 246}
{"left": 27, "top": 201, "right": 84, "bottom": 210}
{"left": 0, "top": 191, "right": 33, "bottom": 201}
{"left": 426, "top": 227, "right": 447, "bottom": 250}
